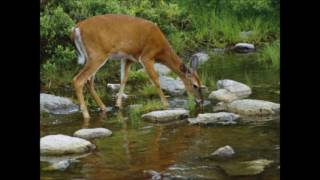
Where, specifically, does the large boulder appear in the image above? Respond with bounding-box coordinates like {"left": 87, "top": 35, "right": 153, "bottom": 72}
{"left": 220, "top": 159, "right": 274, "bottom": 176}
{"left": 217, "top": 79, "right": 252, "bottom": 98}
{"left": 74, "top": 128, "right": 112, "bottom": 140}
{"left": 154, "top": 63, "right": 171, "bottom": 75}
{"left": 208, "top": 89, "right": 238, "bottom": 103}
{"left": 40, "top": 93, "right": 78, "bottom": 114}
{"left": 188, "top": 112, "right": 240, "bottom": 125}
{"left": 40, "top": 134, "right": 95, "bottom": 155}
{"left": 227, "top": 99, "right": 280, "bottom": 115}
{"left": 142, "top": 109, "right": 189, "bottom": 123}
{"left": 232, "top": 43, "right": 255, "bottom": 53}
{"left": 159, "top": 76, "right": 185, "bottom": 96}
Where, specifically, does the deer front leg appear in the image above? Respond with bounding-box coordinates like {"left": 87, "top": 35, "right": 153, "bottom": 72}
{"left": 115, "top": 59, "right": 133, "bottom": 108}
{"left": 141, "top": 59, "right": 169, "bottom": 108}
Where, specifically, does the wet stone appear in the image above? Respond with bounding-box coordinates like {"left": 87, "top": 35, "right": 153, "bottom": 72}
{"left": 142, "top": 109, "right": 189, "bottom": 123}
{"left": 73, "top": 128, "right": 112, "bottom": 140}
{"left": 188, "top": 112, "right": 240, "bottom": 125}
{"left": 40, "top": 93, "right": 78, "bottom": 115}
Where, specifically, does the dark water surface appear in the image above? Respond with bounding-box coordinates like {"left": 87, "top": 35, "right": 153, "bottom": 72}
{"left": 41, "top": 52, "right": 280, "bottom": 180}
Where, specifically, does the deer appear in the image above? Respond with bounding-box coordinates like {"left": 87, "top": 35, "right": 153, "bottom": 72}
{"left": 70, "top": 14, "right": 204, "bottom": 120}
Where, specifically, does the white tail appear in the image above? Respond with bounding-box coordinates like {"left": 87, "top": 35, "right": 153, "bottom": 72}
{"left": 73, "top": 27, "right": 88, "bottom": 65}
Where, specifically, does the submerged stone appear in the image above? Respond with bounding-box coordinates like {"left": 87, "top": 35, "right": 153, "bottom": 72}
{"left": 42, "top": 159, "right": 72, "bottom": 171}
{"left": 220, "top": 159, "right": 274, "bottom": 176}
{"left": 40, "top": 134, "right": 95, "bottom": 155}
{"left": 142, "top": 109, "right": 189, "bottom": 123}
{"left": 73, "top": 128, "right": 112, "bottom": 140}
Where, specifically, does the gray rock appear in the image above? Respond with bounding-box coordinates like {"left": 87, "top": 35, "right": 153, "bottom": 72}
{"left": 188, "top": 112, "right": 240, "bottom": 125}
{"left": 191, "top": 52, "right": 209, "bottom": 65}
{"left": 211, "top": 145, "right": 235, "bottom": 157}
{"left": 107, "top": 83, "right": 120, "bottom": 91}
{"left": 208, "top": 89, "right": 239, "bottom": 103}
{"left": 217, "top": 79, "right": 252, "bottom": 98}
{"left": 233, "top": 43, "right": 255, "bottom": 53}
{"left": 40, "top": 93, "right": 78, "bottom": 114}
{"left": 159, "top": 76, "right": 185, "bottom": 96}
{"left": 220, "top": 159, "right": 274, "bottom": 176}
{"left": 73, "top": 128, "right": 112, "bottom": 140}
{"left": 40, "top": 134, "right": 94, "bottom": 155}
{"left": 142, "top": 109, "right": 189, "bottom": 123}
{"left": 227, "top": 99, "right": 280, "bottom": 115}
{"left": 154, "top": 63, "right": 171, "bottom": 75}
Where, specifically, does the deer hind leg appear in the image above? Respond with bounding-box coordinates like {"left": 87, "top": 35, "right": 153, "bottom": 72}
{"left": 141, "top": 58, "right": 168, "bottom": 108}
{"left": 86, "top": 74, "right": 108, "bottom": 111}
{"left": 115, "top": 59, "right": 133, "bottom": 108}
{"left": 73, "top": 55, "right": 108, "bottom": 120}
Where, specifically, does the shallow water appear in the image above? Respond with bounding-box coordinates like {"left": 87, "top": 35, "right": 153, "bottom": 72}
{"left": 40, "top": 52, "right": 280, "bottom": 180}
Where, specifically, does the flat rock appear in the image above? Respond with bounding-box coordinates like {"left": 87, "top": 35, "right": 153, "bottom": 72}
{"left": 211, "top": 145, "right": 235, "bottom": 157}
{"left": 73, "top": 128, "right": 112, "bottom": 140}
{"left": 154, "top": 63, "right": 171, "bottom": 75}
{"left": 217, "top": 79, "right": 252, "bottom": 98}
{"left": 220, "top": 159, "right": 274, "bottom": 176}
{"left": 40, "top": 134, "right": 95, "bottom": 155}
{"left": 159, "top": 76, "right": 185, "bottom": 96}
{"left": 188, "top": 112, "right": 240, "bottom": 125}
{"left": 227, "top": 99, "right": 280, "bottom": 115}
{"left": 40, "top": 93, "right": 78, "bottom": 114}
{"left": 208, "top": 89, "right": 238, "bottom": 103}
{"left": 233, "top": 43, "right": 255, "bottom": 53}
{"left": 142, "top": 109, "right": 189, "bottom": 123}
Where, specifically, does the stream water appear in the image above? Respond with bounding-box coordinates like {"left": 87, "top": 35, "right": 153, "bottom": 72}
{"left": 40, "top": 52, "right": 280, "bottom": 180}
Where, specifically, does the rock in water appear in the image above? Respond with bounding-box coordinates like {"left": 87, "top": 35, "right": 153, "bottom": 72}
{"left": 217, "top": 79, "right": 252, "bottom": 98}
{"left": 191, "top": 52, "right": 209, "bottom": 65}
{"left": 154, "top": 63, "right": 171, "bottom": 75}
{"left": 211, "top": 145, "right": 235, "bottom": 157}
{"left": 220, "top": 159, "right": 274, "bottom": 176}
{"left": 40, "top": 134, "right": 94, "bottom": 155}
{"left": 227, "top": 99, "right": 280, "bottom": 115}
{"left": 188, "top": 112, "right": 240, "bottom": 125}
{"left": 233, "top": 43, "right": 255, "bottom": 53}
{"left": 159, "top": 76, "right": 185, "bottom": 96}
{"left": 107, "top": 83, "right": 121, "bottom": 91}
{"left": 142, "top": 109, "right": 189, "bottom": 123}
{"left": 208, "top": 89, "right": 239, "bottom": 103}
{"left": 74, "top": 128, "right": 112, "bottom": 140}
{"left": 40, "top": 93, "right": 78, "bottom": 114}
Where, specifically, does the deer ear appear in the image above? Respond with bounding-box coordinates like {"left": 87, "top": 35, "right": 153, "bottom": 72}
{"left": 190, "top": 55, "right": 199, "bottom": 72}
{"left": 180, "top": 64, "right": 192, "bottom": 77}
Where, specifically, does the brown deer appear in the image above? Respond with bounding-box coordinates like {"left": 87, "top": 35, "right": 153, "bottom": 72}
{"left": 71, "top": 14, "right": 204, "bottom": 120}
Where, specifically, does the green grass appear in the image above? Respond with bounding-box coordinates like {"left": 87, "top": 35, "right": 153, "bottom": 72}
{"left": 138, "top": 84, "right": 158, "bottom": 97}
{"left": 259, "top": 40, "right": 280, "bottom": 69}
{"left": 128, "top": 99, "right": 165, "bottom": 122}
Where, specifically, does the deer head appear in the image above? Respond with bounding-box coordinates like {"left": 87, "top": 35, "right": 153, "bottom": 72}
{"left": 179, "top": 56, "right": 205, "bottom": 104}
